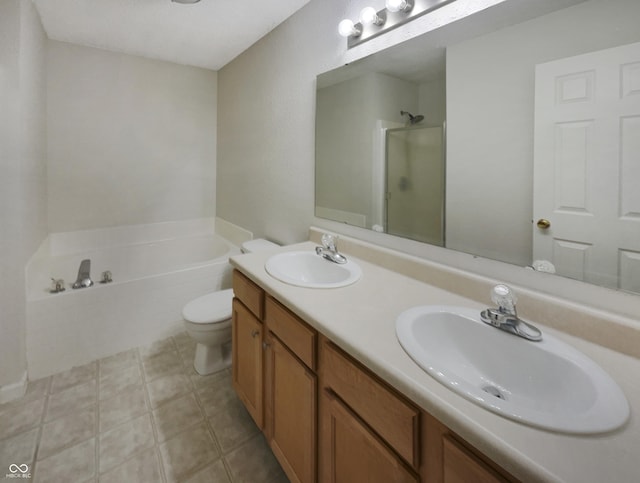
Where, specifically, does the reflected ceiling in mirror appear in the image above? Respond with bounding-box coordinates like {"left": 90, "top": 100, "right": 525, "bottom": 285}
{"left": 315, "top": 0, "right": 640, "bottom": 294}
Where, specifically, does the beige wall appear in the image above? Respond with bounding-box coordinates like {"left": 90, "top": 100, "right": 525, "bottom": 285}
{"left": 0, "top": 0, "right": 48, "bottom": 393}
{"left": 47, "top": 41, "right": 218, "bottom": 232}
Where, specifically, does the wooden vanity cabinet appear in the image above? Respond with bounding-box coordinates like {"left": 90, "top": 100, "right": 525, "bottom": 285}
{"left": 319, "top": 336, "right": 517, "bottom": 483}
{"left": 232, "top": 270, "right": 317, "bottom": 483}
{"left": 319, "top": 336, "right": 421, "bottom": 483}
{"left": 264, "top": 296, "right": 317, "bottom": 483}
{"left": 232, "top": 270, "right": 518, "bottom": 483}
{"left": 231, "top": 274, "right": 265, "bottom": 429}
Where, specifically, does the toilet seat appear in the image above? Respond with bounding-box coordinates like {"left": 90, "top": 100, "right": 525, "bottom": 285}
{"left": 182, "top": 288, "right": 233, "bottom": 324}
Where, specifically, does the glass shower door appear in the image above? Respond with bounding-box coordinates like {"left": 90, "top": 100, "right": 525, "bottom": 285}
{"left": 385, "top": 125, "right": 445, "bottom": 246}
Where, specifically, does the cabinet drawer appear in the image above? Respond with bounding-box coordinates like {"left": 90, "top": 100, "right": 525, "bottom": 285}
{"left": 322, "top": 340, "right": 420, "bottom": 468}
{"left": 265, "top": 297, "right": 317, "bottom": 370}
{"left": 233, "top": 270, "right": 264, "bottom": 319}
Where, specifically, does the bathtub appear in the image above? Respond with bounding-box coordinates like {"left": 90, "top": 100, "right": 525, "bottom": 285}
{"left": 25, "top": 219, "right": 247, "bottom": 379}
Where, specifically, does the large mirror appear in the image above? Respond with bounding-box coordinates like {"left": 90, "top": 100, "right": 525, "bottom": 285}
{"left": 315, "top": 0, "right": 640, "bottom": 294}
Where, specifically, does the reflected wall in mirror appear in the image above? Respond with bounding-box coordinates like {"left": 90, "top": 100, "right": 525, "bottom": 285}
{"left": 315, "top": 0, "right": 640, "bottom": 294}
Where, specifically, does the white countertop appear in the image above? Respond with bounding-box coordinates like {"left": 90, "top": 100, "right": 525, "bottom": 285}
{"left": 230, "top": 241, "right": 640, "bottom": 483}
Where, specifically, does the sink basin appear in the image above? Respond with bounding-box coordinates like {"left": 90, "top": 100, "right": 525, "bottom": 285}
{"left": 396, "top": 305, "right": 629, "bottom": 434}
{"left": 265, "top": 251, "right": 361, "bottom": 288}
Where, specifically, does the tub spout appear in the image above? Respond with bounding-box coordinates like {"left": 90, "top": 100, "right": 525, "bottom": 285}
{"left": 72, "top": 259, "right": 94, "bottom": 289}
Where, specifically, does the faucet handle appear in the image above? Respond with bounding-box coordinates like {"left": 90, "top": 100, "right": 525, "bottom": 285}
{"left": 491, "top": 284, "right": 517, "bottom": 314}
{"left": 321, "top": 233, "right": 337, "bottom": 250}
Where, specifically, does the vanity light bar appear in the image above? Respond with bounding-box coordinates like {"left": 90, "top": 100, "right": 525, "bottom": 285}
{"left": 339, "top": 0, "right": 456, "bottom": 49}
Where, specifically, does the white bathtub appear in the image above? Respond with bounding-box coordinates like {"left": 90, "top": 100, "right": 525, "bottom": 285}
{"left": 25, "top": 219, "right": 247, "bottom": 378}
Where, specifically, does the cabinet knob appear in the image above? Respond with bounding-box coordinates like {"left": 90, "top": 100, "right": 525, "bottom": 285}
{"left": 262, "top": 341, "right": 271, "bottom": 350}
{"left": 251, "top": 329, "right": 259, "bottom": 338}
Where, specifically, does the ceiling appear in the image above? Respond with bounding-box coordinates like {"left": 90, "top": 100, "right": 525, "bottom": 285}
{"left": 33, "top": 0, "right": 310, "bottom": 71}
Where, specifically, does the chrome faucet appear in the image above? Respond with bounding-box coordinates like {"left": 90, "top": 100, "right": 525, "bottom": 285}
{"left": 480, "top": 284, "right": 542, "bottom": 341}
{"left": 315, "top": 234, "right": 347, "bottom": 264}
{"left": 72, "top": 259, "right": 94, "bottom": 289}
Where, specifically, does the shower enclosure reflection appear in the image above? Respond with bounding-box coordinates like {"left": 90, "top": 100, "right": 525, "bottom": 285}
{"left": 385, "top": 124, "right": 444, "bottom": 245}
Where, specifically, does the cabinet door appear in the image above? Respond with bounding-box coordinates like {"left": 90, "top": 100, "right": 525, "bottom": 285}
{"left": 320, "top": 389, "right": 419, "bottom": 483}
{"left": 443, "top": 436, "right": 508, "bottom": 483}
{"left": 232, "top": 298, "right": 264, "bottom": 429}
{"left": 265, "top": 334, "right": 317, "bottom": 483}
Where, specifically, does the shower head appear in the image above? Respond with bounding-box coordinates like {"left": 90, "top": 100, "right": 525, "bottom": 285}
{"left": 400, "top": 110, "right": 424, "bottom": 124}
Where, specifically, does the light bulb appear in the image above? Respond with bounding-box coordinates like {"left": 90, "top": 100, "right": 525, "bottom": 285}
{"left": 385, "top": 0, "right": 413, "bottom": 13}
{"left": 338, "top": 19, "right": 361, "bottom": 37}
{"left": 359, "top": 7, "right": 380, "bottom": 25}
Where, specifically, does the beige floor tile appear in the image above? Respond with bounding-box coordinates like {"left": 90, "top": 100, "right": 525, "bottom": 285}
{"left": 3, "top": 338, "right": 288, "bottom": 483}
{"left": 172, "top": 331, "right": 191, "bottom": 348}
{"left": 38, "top": 405, "right": 96, "bottom": 460}
{"left": 196, "top": 373, "right": 237, "bottom": 418}
{"left": 0, "top": 427, "right": 39, "bottom": 469}
{"left": 99, "top": 364, "right": 142, "bottom": 401}
{"left": 178, "top": 344, "right": 197, "bottom": 367}
{"left": 99, "top": 385, "right": 148, "bottom": 432}
{"left": 18, "top": 377, "right": 51, "bottom": 406}
{"left": 140, "top": 337, "right": 177, "bottom": 360}
{"left": 146, "top": 373, "right": 191, "bottom": 409}
{"left": 208, "top": 398, "right": 259, "bottom": 453}
{"left": 45, "top": 379, "right": 96, "bottom": 422}
{"left": 190, "top": 367, "right": 229, "bottom": 391}
{"left": 98, "top": 413, "right": 155, "bottom": 474}
{"left": 0, "top": 398, "right": 46, "bottom": 439}
{"left": 184, "top": 459, "right": 231, "bottom": 483}
{"left": 33, "top": 438, "right": 95, "bottom": 483}
{"left": 159, "top": 423, "right": 219, "bottom": 483}
{"left": 142, "top": 350, "right": 183, "bottom": 382}
{"left": 152, "top": 393, "right": 204, "bottom": 443}
{"left": 0, "top": 378, "right": 49, "bottom": 416}
{"left": 50, "top": 361, "right": 97, "bottom": 394}
{"left": 99, "top": 349, "right": 138, "bottom": 376}
{"left": 225, "top": 434, "right": 286, "bottom": 483}
{"left": 98, "top": 447, "right": 163, "bottom": 483}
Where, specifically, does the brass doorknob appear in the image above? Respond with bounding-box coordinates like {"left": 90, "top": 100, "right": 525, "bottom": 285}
{"left": 536, "top": 219, "right": 551, "bottom": 230}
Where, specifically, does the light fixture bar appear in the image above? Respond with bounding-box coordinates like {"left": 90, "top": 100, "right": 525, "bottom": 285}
{"left": 343, "top": 0, "right": 456, "bottom": 49}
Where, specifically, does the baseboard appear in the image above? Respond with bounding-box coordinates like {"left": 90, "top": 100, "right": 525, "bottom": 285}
{"left": 0, "top": 371, "right": 27, "bottom": 404}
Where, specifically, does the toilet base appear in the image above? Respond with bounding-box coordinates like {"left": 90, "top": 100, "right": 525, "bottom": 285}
{"left": 193, "top": 340, "right": 231, "bottom": 375}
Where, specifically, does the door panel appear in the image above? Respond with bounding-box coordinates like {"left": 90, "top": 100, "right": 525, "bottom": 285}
{"left": 533, "top": 41, "right": 640, "bottom": 290}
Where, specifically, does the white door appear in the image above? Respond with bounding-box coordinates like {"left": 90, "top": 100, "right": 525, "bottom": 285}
{"left": 533, "top": 41, "right": 640, "bottom": 292}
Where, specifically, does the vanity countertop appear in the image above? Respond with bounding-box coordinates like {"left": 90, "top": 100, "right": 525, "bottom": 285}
{"left": 230, "top": 240, "right": 640, "bottom": 483}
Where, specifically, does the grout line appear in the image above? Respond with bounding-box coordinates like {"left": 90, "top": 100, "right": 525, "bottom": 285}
{"left": 139, "top": 347, "right": 168, "bottom": 483}
{"left": 94, "top": 357, "right": 101, "bottom": 480}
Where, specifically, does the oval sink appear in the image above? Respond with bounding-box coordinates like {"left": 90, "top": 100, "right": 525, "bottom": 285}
{"left": 396, "top": 305, "right": 629, "bottom": 434}
{"left": 265, "top": 251, "right": 361, "bottom": 288}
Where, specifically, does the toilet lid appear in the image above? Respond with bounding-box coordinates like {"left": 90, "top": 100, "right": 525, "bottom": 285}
{"left": 182, "top": 289, "right": 233, "bottom": 324}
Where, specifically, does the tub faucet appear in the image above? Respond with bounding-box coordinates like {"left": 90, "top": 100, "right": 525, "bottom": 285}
{"left": 72, "top": 259, "right": 94, "bottom": 289}
{"left": 315, "top": 234, "right": 347, "bottom": 264}
{"left": 480, "top": 284, "right": 542, "bottom": 341}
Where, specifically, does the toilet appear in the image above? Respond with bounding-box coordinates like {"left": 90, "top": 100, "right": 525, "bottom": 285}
{"left": 182, "top": 238, "right": 279, "bottom": 375}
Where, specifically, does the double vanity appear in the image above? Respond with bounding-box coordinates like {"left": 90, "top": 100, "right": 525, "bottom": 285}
{"left": 229, "top": 229, "right": 639, "bottom": 482}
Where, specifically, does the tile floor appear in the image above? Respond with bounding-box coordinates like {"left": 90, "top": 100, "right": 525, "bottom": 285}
{"left": 0, "top": 332, "right": 289, "bottom": 483}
